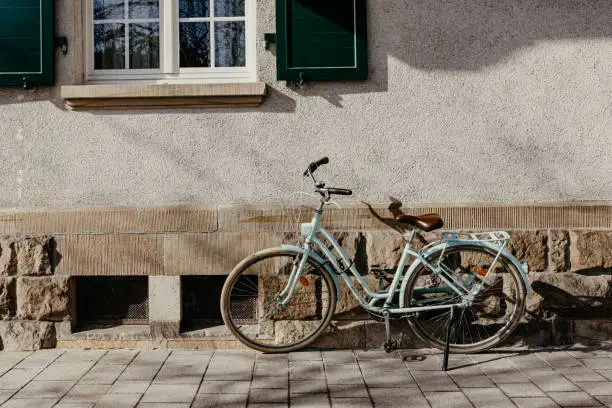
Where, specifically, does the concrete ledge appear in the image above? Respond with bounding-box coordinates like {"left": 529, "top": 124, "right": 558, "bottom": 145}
{"left": 14, "top": 205, "right": 217, "bottom": 234}
{"left": 61, "top": 82, "right": 267, "bottom": 110}
{"left": 0, "top": 213, "right": 16, "bottom": 234}
{"left": 217, "top": 203, "right": 612, "bottom": 231}
{"left": 2, "top": 203, "right": 611, "bottom": 234}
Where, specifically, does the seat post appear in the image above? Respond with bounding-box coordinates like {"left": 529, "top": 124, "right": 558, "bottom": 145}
{"left": 404, "top": 228, "right": 417, "bottom": 249}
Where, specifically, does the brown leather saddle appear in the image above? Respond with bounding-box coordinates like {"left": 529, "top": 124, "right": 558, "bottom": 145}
{"left": 395, "top": 213, "right": 444, "bottom": 232}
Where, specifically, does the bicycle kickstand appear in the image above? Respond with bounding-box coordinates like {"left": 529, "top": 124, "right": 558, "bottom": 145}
{"left": 382, "top": 311, "right": 398, "bottom": 353}
{"left": 442, "top": 306, "right": 459, "bottom": 371}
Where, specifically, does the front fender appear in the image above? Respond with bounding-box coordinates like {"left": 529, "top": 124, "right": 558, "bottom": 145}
{"left": 281, "top": 245, "right": 341, "bottom": 299}
{"left": 398, "top": 241, "right": 530, "bottom": 307}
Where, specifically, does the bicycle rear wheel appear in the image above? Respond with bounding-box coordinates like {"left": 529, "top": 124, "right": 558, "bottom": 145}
{"left": 221, "top": 248, "right": 337, "bottom": 353}
{"left": 405, "top": 244, "right": 526, "bottom": 353}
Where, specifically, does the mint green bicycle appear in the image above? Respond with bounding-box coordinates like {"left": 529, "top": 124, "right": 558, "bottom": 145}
{"left": 221, "top": 158, "right": 529, "bottom": 354}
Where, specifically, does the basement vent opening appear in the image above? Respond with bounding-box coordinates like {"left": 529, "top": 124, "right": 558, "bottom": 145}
{"left": 181, "top": 275, "right": 258, "bottom": 331}
{"left": 75, "top": 276, "right": 148, "bottom": 328}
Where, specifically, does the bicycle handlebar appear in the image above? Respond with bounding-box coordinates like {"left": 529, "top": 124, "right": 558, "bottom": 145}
{"left": 303, "top": 157, "right": 329, "bottom": 176}
{"left": 304, "top": 157, "right": 353, "bottom": 198}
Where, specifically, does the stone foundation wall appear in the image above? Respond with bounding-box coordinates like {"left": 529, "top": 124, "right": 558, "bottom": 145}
{"left": 0, "top": 204, "right": 610, "bottom": 350}
{"left": 0, "top": 237, "right": 69, "bottom": 350}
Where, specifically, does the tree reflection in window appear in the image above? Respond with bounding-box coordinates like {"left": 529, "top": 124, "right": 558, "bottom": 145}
{"left": 93, "top": 0, "right": 160, "bottom": 69}
{"left": 215, "top": 22, "right": 245, "bottom": 67}
{"left": 93, "top": 0, "right": 247, "bottom": 71}
{"left": 180, "top": 0, "right": 246, "bottom": 68}
{"left": 180, "top": 22, "right": 211, "bottom": 68}
{"left": 94, "top": 24, "right": 125, "bottom": 69}
{"left": 215, "top": 0, "right": 245, "bottom": 17}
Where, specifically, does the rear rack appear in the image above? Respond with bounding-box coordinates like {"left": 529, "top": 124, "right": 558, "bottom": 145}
{"left": 441, "top": 231, "right": 510, "bottom": 247}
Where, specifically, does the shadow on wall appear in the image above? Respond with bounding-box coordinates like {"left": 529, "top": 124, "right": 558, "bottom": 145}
{"left": 1, "top": 0, "right": 610, "bottom": 109}
{"left": 379, "top": 0, "right": 611, "bottom": 71}
{"left": 288, "top": 0, "right": 611, "bottom": 105}
{"left": 0, "top": 86, "right": 65, "bottom": 109}
{"left": 531, "top": 272, "right": 612, "bottom": 320}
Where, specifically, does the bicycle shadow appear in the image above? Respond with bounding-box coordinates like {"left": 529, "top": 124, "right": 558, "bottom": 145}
{"left": 362, "top": 196, "right": 440, "bottom": 245}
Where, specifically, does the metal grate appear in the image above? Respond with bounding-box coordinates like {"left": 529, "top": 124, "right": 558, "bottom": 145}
{"left": 229, "top": 295, "right": 257, "bottom": 324}
{"left": 76, "top": 276, "right": 148, "bottom": 325}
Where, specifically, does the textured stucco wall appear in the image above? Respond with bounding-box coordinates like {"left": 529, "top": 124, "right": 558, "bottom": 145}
{"left": 0, "top": 0, "right": 610, "bottom": 209}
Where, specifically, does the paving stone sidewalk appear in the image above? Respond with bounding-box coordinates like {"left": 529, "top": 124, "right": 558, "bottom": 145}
{"left": 0, "top": 346, "right": 610, "bottom": 407}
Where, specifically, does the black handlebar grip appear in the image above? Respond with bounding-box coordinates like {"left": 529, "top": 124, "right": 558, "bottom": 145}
{"left": 316, "top": 157, "right": 329, "bottom": 166}
{"left": 327, "top": 188, "right": 352, "bottom": 196}
{"left": 304, "top": 156, "right": 330, "bottom": 176}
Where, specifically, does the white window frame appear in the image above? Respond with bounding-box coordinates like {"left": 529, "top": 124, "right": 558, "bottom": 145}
{"left": 83, "top": 0, "right": 257, "bottom": 84}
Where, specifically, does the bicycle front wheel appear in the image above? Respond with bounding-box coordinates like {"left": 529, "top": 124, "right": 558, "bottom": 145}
{"left": 405, "top": 244, "right": 526, "bottom": 353}
{"left": 221, "top": 248, "right": 337, "bottom": 353}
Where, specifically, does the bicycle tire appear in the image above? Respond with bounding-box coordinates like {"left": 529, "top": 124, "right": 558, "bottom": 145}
{"left": 405, "top": 244, "right": 526, "bottom": 353}
{"left": 221, "top": 248, "right": 337, "bottom": 353}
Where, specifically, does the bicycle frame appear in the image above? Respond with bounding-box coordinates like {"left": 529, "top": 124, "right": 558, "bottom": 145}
{"left": 277, "top": 207, "right": 526, "bottom": 317}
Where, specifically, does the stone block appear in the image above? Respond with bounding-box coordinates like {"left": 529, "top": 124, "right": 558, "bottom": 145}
{"left": 0, "top": 277, "right": 15, "bottom": 319}
{"left": 218, "top": 204, "right": 383, "bottom": 232}
{"left": 508, "top": 318, "right": 576, "bottom": 347}
{"left": 570, "top": 231, "right": 612, "bottom": 270}
{"left": 329, "top": 232, "right": 364, "bottom": 262}
{"left": 212, "top": 204, "right": 612, "bottom": 232}
{"left": 55, "top": 321, "right": 72, "bottom": 340}
{"left": 527, "top": 272, "right": 611, "bottom": 317}
{"left": 218, "top": 205, "right": 309, "bottom": 233}
{"left": 316, "top": 232, "right": 368, "bottom": 272}
{"left": 15, "top": 236, "right": 52, "bottom": 276}
{"left": 0, "top": 320, "right": 56, "bottom": 350}
{"left": 549, "top": 230, "right": 570, "bottom": 272}
{"left": 364, "top": 319, "right": 426, "bottom": 349}
{"left": 261, "top": 276, "right": 317, "bottom": 320}
{"left": 574, "top": 319, "right": 612, "bottom": 343}
{"left": 335, "top": 275, "right": 381, "bottom": 319}
{"left": 54, "top": 234, "right": 163, "bottom": 276}
{"left": 412, "top": 231, "right": 442, "bottom": 250}
{"left": 507, "top": 231, "right": 548, "bottom": 271}
{"left": 0, "top": 238, "right": 16, "bottom": 276}
{"left": 366, "top": 231, "right": 405, "bottom": 270}
{"left": 0, "top": 213, "right": 15, "bottom": 234}
{"left": 310, "top": 320, "right": 367, "bottom": 349}
{"left": 150, "top": 322, "right": 180, "bottom": 339}
{"left": 163, "top": 232, "right": 284, "bottom": 275}
{"left": 17, "top": 276, "right": 70, "bottom": 321}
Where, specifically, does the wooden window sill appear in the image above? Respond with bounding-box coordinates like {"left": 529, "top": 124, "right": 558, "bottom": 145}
{"left": 61, "top": 82, "right": 266, "bottom": 110}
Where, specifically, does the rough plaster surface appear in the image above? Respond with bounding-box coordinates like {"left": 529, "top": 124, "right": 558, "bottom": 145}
{"left": 0, "top": 0, "right": 610, "bottom": 209}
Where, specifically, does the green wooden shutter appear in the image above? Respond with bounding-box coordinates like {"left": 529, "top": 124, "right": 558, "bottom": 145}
{"left": 0, "top": 0, "right": 54, "bottom": 87}
{"left": 276, "top": 0, "right": 367, "bottom": 82}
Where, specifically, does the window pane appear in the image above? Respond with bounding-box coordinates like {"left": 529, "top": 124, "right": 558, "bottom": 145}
{"left": 215, "top": 21, "right": 245, "bottom": 67}
{"left": 94, "top": 23, "right": 125, "bottom": 69}
{"left": 129, "top": 23, "right": 159, "bottom": 68}
{"left": 129, "top": 0, "right": 159, "bottom": 19}
{"left": 179, "top": 0, "right": 209, "bottom": 18}
{"left": 94, "top": 0, "right": 125, "bottom": 20}
{"left": 180, "top": 22, "right": 210, "bottom": 67}
{"left": 214, "top": 0, "right": 244, "bottom": 17}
